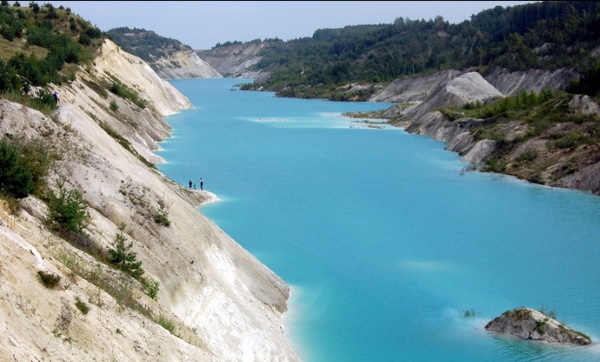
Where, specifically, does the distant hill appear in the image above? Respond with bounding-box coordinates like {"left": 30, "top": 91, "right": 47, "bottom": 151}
{"left": 101, "top": 1, "right": 600, "bottom": 196}
{"left": 106, "top": 27, "right": 190, "bottom": 63}
{"left": 107, "top": 27, "right": 221, "bottom": 79}
{"left": 197, "top": 1, "right": 600, "bottom": 100}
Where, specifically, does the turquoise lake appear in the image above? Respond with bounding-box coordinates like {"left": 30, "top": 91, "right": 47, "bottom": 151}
{"left": 157, "top": 78, "right": 600, "bottom": 362}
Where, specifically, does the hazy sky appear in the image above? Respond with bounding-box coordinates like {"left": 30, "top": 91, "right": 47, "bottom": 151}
{"left": 46, "top": 1, "right": 537, "bottom": 50}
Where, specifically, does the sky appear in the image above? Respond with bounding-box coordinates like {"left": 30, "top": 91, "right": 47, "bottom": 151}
{"left": 46, "top": 1, "right": 537, "bottom": 50}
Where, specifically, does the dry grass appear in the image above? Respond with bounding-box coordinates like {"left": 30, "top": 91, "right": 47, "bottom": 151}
{"left": 0, "top": 37, "right": 48, "bottom": 60}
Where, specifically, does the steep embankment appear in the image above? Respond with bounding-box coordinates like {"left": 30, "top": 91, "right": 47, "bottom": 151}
{"left": 0, "top": 39, "right": 299, "bottom": 361}
{"left": 372, "top": 67, "right": 600, "bottom": 196}
{"left": 106, "top": 27, "right": 222, "bottom": 80}
{"left": 196, "top": 43, "right": 270, "bottom": 80}
{"left": 153, "top": 50, "right": 222, "bottom": 79}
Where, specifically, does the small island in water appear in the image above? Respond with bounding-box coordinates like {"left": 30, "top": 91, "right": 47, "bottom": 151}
{"left": 485, "top": 307, "right": 592, "bottom": 345}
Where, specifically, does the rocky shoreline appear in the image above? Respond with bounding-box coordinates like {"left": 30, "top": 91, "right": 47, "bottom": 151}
{"left": 485, "top": 308, "right": 592, "bottom": 345}
{"left": 369, "top": 69, "right": 600, "bottom": 197}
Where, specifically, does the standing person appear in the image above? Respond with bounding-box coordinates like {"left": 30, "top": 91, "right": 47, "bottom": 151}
{"left": 53, "top": 91, "right": 60, "bottom": 104}
{"left": 188, "top": 180, "right": 193, "bottom": 189}
{"left": 200, "top": 178, "right": 204, "bottom": 190}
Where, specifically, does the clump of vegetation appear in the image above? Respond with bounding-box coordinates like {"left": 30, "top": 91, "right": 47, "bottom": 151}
{"left": 0, "top": 2, "right": 103, "bottom": 95}
{"left": 98, "top": 122, "right": 155, "bottom": 169}
{"left": 45, "top": 176, "right": 89, "bottom": 234}
{"left": 155, "top": 313, "right": 175, "bottom": 334}
{"left": 107, "top": 223, "right": 145, "bottom": 279}
{"left": 109, "top": 100, "right": 119, "bottom": 112}
{"left": 106, "top": 27, "right": 191, "bottom": 63}
{"left": 534, "top": 319, "right": 548, "bottom": 335}
{"left": 539, "top": 305, "right": 557, "bottom": 320}
{"left": 567, "top": 59, "right": 600, "bottom": 98}
{"left": 445, "top": 90, "right": 554, "bottom": 122}
{"left": 37, "top": 270, "right": 61, "bottom": 288}
{"left": 57, "top": 248, "right": 152, "bottom": 321}
{"left": 342, "top": 109, "right": 388, "bottom": 119}
{"left": 153, "top": 205, "right": 170, "bottom": 227}
{"left": 504, "top": 308, "right": 532, "bottom": 322}
{"left": 75, "top": 296, "right": 89, "bottom": 314}
{"left": 142, "top": 276, "right": 160, "bottom": 300}
{"left": 0, "top": 136, "right": 52, "bottom": 200}
{"left": 108, "top": 78, "right": 147, "bottom": 109}
{"left": 0, "top": 138, "right": 34, "bottom": 199}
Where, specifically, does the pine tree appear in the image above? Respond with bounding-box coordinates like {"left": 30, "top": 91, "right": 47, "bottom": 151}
{"left": 107, "top": 223, "right": 144, "bottom": 279}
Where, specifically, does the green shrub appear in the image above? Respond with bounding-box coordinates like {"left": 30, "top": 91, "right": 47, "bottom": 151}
{"left": 45, "top": 176, "right": 89, "bottom": 233}
{"left": 109, "top": 80, "right": 147, "bottom": 109}
{"left": 37, "top": 270, "right": 61, "bottom": 288}
{"left": 107, "top": 223, "right": 144, "bottom": 279}
{"left": 153, "top": 206, "right": 170, "bottom": 227}
{"left": 0, "top": 138, "right": 34, "bottom": 198}
{"left": 78, "top": 32, "right": 91, "bottom": 46}
{"left": 75, "top": 297, "right": 89, "bottom": 314}
{"left": 109, "top": 100, "right": 119, "bottom": 112}
{"left": 516, "top": 149, "right": 538, "bottom": 162}
{"left": 0, "top": 136, "right": 52, "bottom": 199}
{"left": 155, "top": 313, "right": 175, "bottom": 334}
{"left": 142, "top": 276, "right": 160, "bottom": 300}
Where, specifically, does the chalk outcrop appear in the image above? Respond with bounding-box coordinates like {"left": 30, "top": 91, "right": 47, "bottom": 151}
{"left": 369, "top": 69, "right": 465, "bottom": 104}
{"left": 197, "top": 42, "right": 269, "bottom": 79}
{"left": 484, "top": 67, "right": 579, "bottom": 97}
{"left": 153, "top": 50, "right": 223, "bottom": 79}
{"left": 0, "top": 39, "right": 299, "bottom": 361}
{"left": 372, "top": 66, "right": 600, "bottom": 196}
{"left": 485, "top": 308, "right": 591, "bottom": 345}
{"left": 93, "top": 39, "right": 193, "bottom": 116}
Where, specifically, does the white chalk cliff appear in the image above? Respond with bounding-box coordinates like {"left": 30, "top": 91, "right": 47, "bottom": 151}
{"left": 0, "top": 39, "right": 300, "bottom": 361}
{"left": 153, "top": 50, "right": 223, "bottom": 80}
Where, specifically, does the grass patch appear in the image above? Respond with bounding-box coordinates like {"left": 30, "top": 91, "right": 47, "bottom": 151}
{"left": 2, "top": 90, "right": 57, "bottom": 115}
{"left": 99, "top": 122, "right": 155, "bottom": 169}
{"left": 106, "top": 73, "right": 147, "bottom": 109}
{"left": 155, "top": 313, "right": 175, "bottom": 334}
{"left": 0, "top": 36, "right": 48, "bottom": 60}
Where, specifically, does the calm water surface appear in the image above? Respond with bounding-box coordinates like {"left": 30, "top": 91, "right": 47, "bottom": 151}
{"left": 157, "top": 78, "right": 600, "bottom": 362}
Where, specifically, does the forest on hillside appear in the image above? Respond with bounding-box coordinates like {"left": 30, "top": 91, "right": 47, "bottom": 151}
{"left": 0, "top": 1, "right": 102, "bottom": 94}
{"left": 238, "top": 1, "right": 600, "bottom": 99}
{"left": 106, "top": 27, "right": 191, "bottom": 63}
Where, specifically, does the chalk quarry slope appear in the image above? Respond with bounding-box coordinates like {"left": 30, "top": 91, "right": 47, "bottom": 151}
{"left": 196, "top": 43, "right": 270, "bottom": 81}
{"left": 371, "top": 67, "right": 600, "bottom": 195}
{"left": 153, "top": 50, "right": 223, "bottom": 80}
{"left": 0, "top": 39, "right": 299, "bottom": 361}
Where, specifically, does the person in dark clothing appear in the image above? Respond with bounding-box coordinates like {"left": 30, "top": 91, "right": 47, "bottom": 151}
{"left": 200, "top": 178, "right": 204, "bottom": 190}
{"left": 188, "top": 180, "right": 193, "bottom": 189}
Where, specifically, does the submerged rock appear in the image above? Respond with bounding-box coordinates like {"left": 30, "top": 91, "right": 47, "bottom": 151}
{"left": 485, "top": 308, "right": 591, "bottom": 345}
